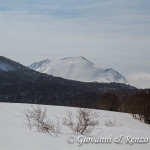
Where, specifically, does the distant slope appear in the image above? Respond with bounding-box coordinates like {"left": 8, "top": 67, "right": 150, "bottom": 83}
{"left": 29, "top": 56, "right": 127, "bottom": 84}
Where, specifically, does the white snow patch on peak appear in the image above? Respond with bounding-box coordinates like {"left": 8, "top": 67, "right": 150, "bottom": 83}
{"left": 29, "top": 56, "right": 127, "bottom": 84}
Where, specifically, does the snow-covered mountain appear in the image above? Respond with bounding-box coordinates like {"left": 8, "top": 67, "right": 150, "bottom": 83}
{"left": 29, "top": 56, "right": 127, "bottom": 84}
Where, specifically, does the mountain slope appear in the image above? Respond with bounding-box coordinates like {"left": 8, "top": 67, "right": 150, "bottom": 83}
{"left": 29, "top": 56, "right": 127, "bottom": 84}
{"left": 0, "top": 56, "right": 135, "bottom": 108}
{"left": 0, "top": 56, "right": 25, "bottom": 71}
{"left": 29, "top": 59, "right": 49, "bottom": 70}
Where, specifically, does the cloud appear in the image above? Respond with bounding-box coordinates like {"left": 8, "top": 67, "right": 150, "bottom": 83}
{"left": 127, "top": 73, "right": 150, "bottom": 89}
{"left": 0, "top": 0, "right": 150, "bottom": 75}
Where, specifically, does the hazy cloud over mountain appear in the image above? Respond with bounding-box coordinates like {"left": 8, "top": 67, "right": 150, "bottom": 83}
{"left": 127, "top": 73, "right": 150, "bottom": 89}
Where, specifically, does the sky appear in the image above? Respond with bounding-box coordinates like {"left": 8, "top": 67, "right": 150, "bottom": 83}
{"left": 0, "top": 0, "right": 150, "bottom": 88}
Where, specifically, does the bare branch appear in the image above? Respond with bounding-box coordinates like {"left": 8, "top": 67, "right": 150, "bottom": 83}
{"left": 63, "top": 108, "right": 99, "bottom": 135}
{"left": 24, "top": 105, "right": 61, "bottom": 136}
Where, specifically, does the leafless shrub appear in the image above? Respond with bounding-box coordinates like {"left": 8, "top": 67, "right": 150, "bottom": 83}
{"left": 63, "top": 108, "right": 99, "bottom": 135}
{"left": 104, "top": 119, "right": 116, "bottom": 127}
{"left": 24, "top": 105, "right": 61, "bottom": 136}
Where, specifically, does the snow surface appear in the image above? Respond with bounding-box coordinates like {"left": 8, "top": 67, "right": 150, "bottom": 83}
{"left": 0, "top": 103, "right": 150, "bottom": 150}
{"left": 29, "top": 56, "right": 127, "bottom": 84}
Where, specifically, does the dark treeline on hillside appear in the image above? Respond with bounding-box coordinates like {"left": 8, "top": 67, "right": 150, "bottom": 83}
{"left": 97, "top": 90, "right": 150, "bottom": 124}
{"left": 0, "top": 67, "right": 135, "bottom": 107}
{"left": 0, "top": 70, "right": 135, "bottom": 106}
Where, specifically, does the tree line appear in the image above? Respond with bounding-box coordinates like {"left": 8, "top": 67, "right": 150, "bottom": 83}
{"left": 96, "top": 90, "right": 150, "bottom": 124}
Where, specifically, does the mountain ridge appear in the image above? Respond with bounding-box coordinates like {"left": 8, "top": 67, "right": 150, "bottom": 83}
{"left": 29, "top": 56, "right": 127, "bottom": 84}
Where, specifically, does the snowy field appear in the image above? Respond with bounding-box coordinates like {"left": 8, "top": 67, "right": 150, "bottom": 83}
{"left": 0, "top": 102, "right": 150, "bottom": 150}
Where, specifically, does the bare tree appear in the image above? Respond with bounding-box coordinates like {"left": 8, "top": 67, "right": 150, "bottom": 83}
{"left": 130, "top": 90, "right": 150, "bottom": 124}
{"left": 24, "top": 105, "right": 61, "bottom": 136}
{"left": 98, "top": 93, "right": 120, "bottom": 111}
{"left": 63, "top": 108, "right": 99, "bottom": 135}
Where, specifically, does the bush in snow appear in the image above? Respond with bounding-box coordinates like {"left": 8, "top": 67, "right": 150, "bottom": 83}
{"left": 104, "top": 119, "right": 116, "bottom": 127}
{"left": 24, "top": 105, "right": 61, "bottom": 136}
{"left": 63, "top": 108, "right": 99, "bottom": 135}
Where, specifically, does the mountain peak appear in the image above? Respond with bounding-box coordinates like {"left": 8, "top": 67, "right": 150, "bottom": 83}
{"left": 56, "top": 56, "right": 94, "bottom": 65}
{"left": 29, "top": 56, "right": 127, "bottom": 84}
